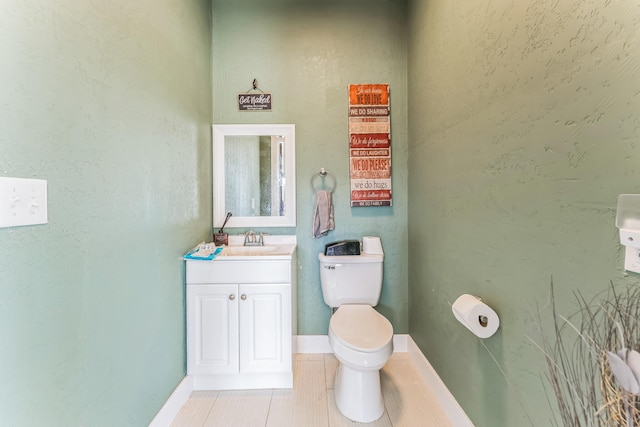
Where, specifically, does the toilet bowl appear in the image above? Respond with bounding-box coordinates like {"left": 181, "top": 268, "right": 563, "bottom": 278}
{"left": 328, "top": 304, "right": 393, "bottom": 423}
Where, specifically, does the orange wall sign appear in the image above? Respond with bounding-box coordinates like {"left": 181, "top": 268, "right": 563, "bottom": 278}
{"left": 348, "top": 84, "right": 391, "bottom": 207}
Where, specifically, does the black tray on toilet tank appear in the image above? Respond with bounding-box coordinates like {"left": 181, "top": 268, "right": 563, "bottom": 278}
{"left": 324, "top": 240, "right": 361, "bottom": 256}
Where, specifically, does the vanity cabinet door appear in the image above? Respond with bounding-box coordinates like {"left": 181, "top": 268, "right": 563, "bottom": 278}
{"left": 239, "top": 284, "right": 292, "bottom": 374}
{"left": 187, "top": 284, "right": 239, "bottom": 375}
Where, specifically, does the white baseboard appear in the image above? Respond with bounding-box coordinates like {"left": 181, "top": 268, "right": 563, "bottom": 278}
{"left": 392, "top": 333, "right": 408, "bottom": 352}
{"left": 294, "top": 334, "right": 332, "bottom": 353}
{"left": 406, "top": 336, "right": 475, "bottom": 427}
{"left": 148, "top": 376, "right": 193, "bottom": 427}
{"left": 151, "top": 335, "right": 472, "bottom": 427}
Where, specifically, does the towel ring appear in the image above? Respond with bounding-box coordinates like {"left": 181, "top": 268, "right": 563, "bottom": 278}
{"left": 311, "top": 168, "right": 336, "bottom": 193}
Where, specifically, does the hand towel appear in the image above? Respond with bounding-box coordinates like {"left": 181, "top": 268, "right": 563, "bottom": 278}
{"left": 312, "top": 190, "right": 335, "bottom": 239}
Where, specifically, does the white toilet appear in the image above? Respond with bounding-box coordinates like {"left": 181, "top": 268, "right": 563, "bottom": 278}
{"left": 318, "top": 236, "right": 394, "bottom": 423}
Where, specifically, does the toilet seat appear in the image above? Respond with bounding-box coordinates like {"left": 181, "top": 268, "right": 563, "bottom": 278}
{"left": 329, "top": 304, "right": 393, "bottom": 352}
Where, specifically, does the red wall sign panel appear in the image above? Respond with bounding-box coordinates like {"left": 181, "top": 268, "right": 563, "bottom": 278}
{"left": 348, "top": 84, "right": 391, "bottom": 207}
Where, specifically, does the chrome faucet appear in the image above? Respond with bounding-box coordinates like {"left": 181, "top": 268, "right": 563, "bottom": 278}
{"left": 244, "top": 231, "right": 265, "bottom": 246}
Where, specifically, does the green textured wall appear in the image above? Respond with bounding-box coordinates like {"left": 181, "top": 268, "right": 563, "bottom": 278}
{"left": 408, "top": 0, "right": 640, "bottom": 425}
{"left": 0, "top": 1, "right": 212, "bottom": 425}
{"left": 212, "top": 0, "right": 409, "bottom": 335}
{"left": 9, "top": 1, "right": 634, "bottom": 424}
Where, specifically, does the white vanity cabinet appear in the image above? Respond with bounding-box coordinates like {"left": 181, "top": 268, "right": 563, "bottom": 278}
{"left": 186, "top": 254, "right": 295, "bottom": 391}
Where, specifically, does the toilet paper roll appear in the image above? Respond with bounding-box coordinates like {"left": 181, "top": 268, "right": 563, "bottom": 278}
{"left": 452, "top": 294, "right": 500, "bottom": 339}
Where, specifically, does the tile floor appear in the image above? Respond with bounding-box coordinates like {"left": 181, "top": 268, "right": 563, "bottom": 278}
{"left": 170, "top": 353, "right": 452, "bottom": 427}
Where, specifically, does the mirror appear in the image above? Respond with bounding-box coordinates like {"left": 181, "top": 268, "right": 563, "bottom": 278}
{"left": 212, "top": 124, "right": 296, "bottom": 228}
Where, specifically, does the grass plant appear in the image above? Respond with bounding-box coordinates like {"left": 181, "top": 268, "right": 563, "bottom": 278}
{"left": 534, "top": 279, "right": 640, "bottom": 426}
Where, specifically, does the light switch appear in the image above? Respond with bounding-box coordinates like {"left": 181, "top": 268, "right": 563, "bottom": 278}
{"left": 0, "top": 177, "right": 48, "bottom": 228}
{"left": 624, "top": 246, "right": 640, "bottom": 274}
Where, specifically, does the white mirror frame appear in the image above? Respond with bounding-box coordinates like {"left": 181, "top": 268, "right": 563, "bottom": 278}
{"left": 212, "top": 124, "right": 296, "bottom": 228}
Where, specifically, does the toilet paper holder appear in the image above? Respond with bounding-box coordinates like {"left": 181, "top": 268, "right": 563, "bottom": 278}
{"left": 452, "top": 294, "right": 500, "bottom": 339}
{"left": 478, "top": 315, "right": 489, "bottom": 327}
{"left": 473, "top": 296, "right": 489, "bottom": 327}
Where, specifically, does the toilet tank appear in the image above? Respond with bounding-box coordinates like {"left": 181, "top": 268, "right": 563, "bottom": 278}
{"left": 318, "top": 252, "right": 384, "bottom": 308}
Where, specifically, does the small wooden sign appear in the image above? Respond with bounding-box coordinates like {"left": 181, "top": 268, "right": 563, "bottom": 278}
{"left": 238, "top": 93, "right": 272, "bottom": 111}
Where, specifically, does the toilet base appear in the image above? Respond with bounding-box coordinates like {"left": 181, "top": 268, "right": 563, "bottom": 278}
{"left": 334, "top": 363, "right": 384, "bottom": 423}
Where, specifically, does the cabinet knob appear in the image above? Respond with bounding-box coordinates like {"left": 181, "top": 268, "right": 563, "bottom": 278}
{"left": 241, "top": 294, "right": 247, "bottom": 300}
{"left": 229, "top": 294, "right": 236, "bottom": 300}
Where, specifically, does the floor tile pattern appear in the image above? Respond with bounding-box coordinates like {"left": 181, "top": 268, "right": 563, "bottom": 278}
{"left": 170, "top": 353, "right": 452, "bottom": 427}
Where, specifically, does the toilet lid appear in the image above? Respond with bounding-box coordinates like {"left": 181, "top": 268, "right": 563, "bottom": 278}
{"left": 329, "top": 305, "right": 393, "bottom": 352}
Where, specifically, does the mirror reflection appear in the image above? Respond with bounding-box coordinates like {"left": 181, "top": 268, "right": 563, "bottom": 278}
{"left": 212, "top": 124, "right": 296, "bottom": 228}
{"left": 224, "top": 134, "right": 286, "bottom": 217}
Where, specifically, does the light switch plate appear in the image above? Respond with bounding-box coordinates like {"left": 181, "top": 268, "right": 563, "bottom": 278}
{"left": 0, "top": 177, "right": 48, "bottom": 228}
{"left": 624, "top": 246, "right": 640, "bottom": 274}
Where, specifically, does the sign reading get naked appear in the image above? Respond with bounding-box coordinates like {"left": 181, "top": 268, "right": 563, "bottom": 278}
{"left": 348, "top": 84, "right": 392, "bottom": 207}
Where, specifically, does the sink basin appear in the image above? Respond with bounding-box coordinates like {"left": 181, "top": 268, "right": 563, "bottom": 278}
{"left": 222, "top": 245, "right": 283, "bottom": 256}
